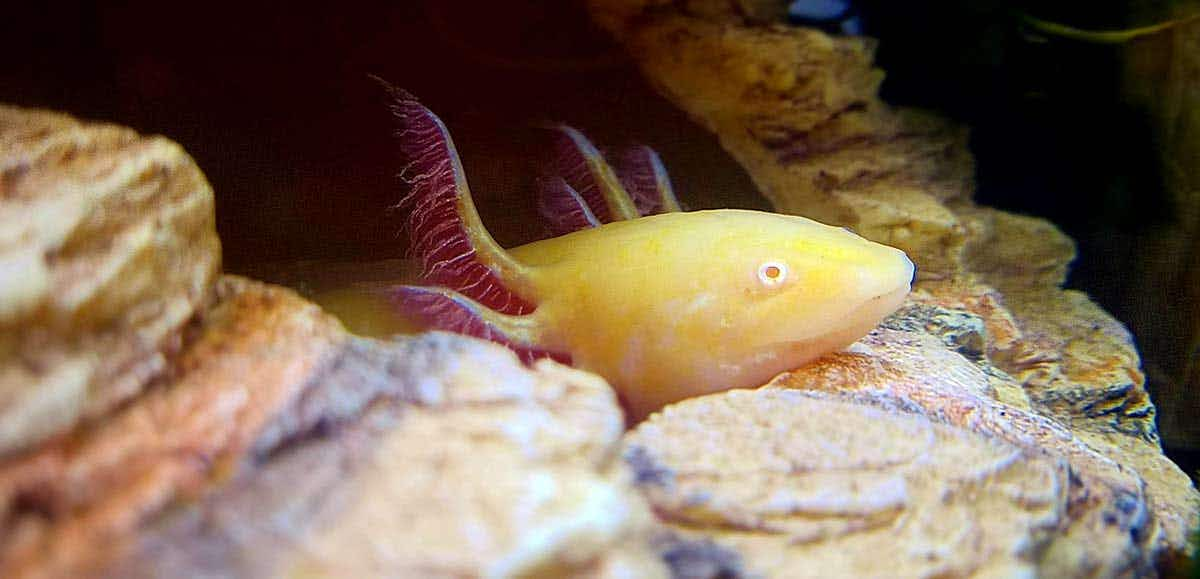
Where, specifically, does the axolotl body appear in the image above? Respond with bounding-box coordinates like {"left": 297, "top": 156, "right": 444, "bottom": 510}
{"left": 384, "top": 85, "right": 915, "bottom": 420}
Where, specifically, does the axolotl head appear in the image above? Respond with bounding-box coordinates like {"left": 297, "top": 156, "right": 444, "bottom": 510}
{"left": 583, "top": 209, "right": 915, "bottom": 418}
{"left": 729, "top": 211, "right": 914, "bottom": 353}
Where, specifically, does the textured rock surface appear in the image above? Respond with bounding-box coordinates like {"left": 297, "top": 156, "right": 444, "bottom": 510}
{"left": 771, "top": 309, "right": 1169, "bottom": 576}
{"left": 0, "top": 276, "right": 346, "bottom": 577}
{"left": 586, "top": 1, "right": 1164, "bottom": 455}
{"left": 591, "top": 0, "right": 1199, "bottom": 572}
{"left": 629, "top": 303, "right": 1195, "bottom": 576}
{"left": 589, "top": 0, "right": 974, "bottom": 278}
{"left": 6, "top": 12, "right": 1199, "bottom": 576}
{"left": 629, "top": 389, "right": 1069, "bottom": 577}
{"left": 117, "top": 332, "right": 664, "bottom": 578}
{"left": 0, "top": 277, "right": 665, "bottom": 578}
{"left": 0, "top": 105, "right": 221, "bottom": 455}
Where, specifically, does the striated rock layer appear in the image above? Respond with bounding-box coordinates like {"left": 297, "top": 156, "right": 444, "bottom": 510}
{"left": 0, "top": 277, "right": 666, "bottom": 578}
{"left": 629, "top": 389, "right": 1071, "bottom": 577}
{"left": 0, "top": 106, "right": 665, "bottom": 577}
{"left": 4, "top": 14, "right": 1199, "bottom": 576}
{"left": 0, "top": 276, "right": 346, "bottom": 577}
{"left": 628, "top": 302, "right": 1195, "bottom": 576}
{"left": 110, "top": 327, "right": 666, "bottom": 578}
{"left": 0, "top": 105, "right": 221, "bottom": 456}
{"left": 584, "top": 1, "right": 1161, "bottom": 452}
{"left": 590, "top": 0, "right": 974, "bottom": 277}
{"left": 590, "top": 0, "right": 1199, "bottom": 573}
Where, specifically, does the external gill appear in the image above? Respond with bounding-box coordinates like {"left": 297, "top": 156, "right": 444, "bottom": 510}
{"left": 545, "top": 125, "right": 641, "bottom": 222}
{"left": 537, "top": 127, "right": 683, "bottom": 234}
{"left": 377, "top": 77, "right": 537, "bottom": 313}
{"left": 383, "top": 82, "right": 685, "bottom": 368}
{"left": 390, "top": 286, "right": 564, "bottom": 364}
{"left": 614, "top": 145, "right": 683, "bottom": 215}
{"left": 537, "top": 177, "right": 602, "bottom": 236}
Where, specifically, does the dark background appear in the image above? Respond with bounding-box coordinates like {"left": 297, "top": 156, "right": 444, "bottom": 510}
{"left": 1, "top": 2, "right": 762, "bottom": 272}
{"left": 3, "top": 2, "right": 1193, "bottom": 472}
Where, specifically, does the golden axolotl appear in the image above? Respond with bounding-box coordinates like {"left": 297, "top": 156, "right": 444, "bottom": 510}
{"left": 383, "top": 84, "right": 915, "bottom": 421}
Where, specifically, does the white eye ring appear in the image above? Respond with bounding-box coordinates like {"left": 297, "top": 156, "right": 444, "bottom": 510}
{"left": 757, "top": 261, "right": 788, "bottom": 287}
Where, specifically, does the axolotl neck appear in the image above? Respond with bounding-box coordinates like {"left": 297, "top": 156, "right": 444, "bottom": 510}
{"left": 509, "top": 209, "right": 915, "bottom": 419}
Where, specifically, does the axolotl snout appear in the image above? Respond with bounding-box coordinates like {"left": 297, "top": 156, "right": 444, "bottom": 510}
{"left": 383, "top": 83, "right": 914, "bottom": 420}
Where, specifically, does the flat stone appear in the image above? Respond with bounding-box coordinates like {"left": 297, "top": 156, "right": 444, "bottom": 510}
{"left": 0, "top": 276, "right": 664, "bottom": 578}
{"left": 0, "top": 105, "right": 221, "bottom": 455}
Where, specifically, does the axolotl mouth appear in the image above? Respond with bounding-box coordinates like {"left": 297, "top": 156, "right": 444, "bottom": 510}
{"left": 772, "top": 284, "right": 911, "bottom": 352}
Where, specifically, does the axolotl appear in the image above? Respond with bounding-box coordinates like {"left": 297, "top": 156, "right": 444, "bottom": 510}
{"left": 383, "top": 84, "right": 915, "bottom": 420}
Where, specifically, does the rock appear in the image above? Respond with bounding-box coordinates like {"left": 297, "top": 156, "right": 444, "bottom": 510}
{"left": 584, "top": 0, "right": 1160, "bottom": 448}
{"left": 590, "top": 1, "right": 1198, "bottom": 571}
{"left": 0, "top": 276, "right": 665, "bottom": 578}
{"left": 765, "top": 316, "right": 1158, "bottom": 576}
{"left": 587, "top": 1, "right": 974, "bottom": 278}
{"left": 956, "top": 206, "right": 1154, "bottom": 444}
{"left": 629, "top": 388, "right": 1070, "bottom": 577}
{"left": 0, "top": 106, "right": 665, "bottom": 578}
{"left": 959, "top": 207, "right": 1076, "bottom": 294}
{"left": 0, "top": 276, "right": 346, "bottom": 577}
{"left": 0, "top": 105, "right": 221, "bottom": 455}
{"left": 912, "top": 280, "right": 1192, "bottom": 557}
{"left": 627, "top": 302, "right": 1187, "bottom": 576}
{"left": 5, "top": 14, "right": 1196, "bottom": 576}
{"left": 110, "top": 331, "right": 666, "bottom": 578}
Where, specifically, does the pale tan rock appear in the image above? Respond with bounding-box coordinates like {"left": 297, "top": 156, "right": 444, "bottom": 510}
{"left": 0, "top": 105, "right": 221, "bottom": 455}
{"left": 107, "top": 329, "right": 666, "bottom": 579}
{"left": 0, "top": 105, "right": 666, "bottom": 577}
{"left": 628, "top": 303, "right": 1180, "bottom": 576}
{"left": 279, "top": 355, "right": 660, "bottom": 578}
{"left": 628, "top": 388, "right": 1069, "bottom": 578}
{"left": 0, "top": 275, "right": 663, "bottom": 578}
{"left": 881, "top": 291, "right": 1032, "bottom": 411}
{"left": 765, "top": 322, "right": 1155, "bottom": 576}
{"left": 959, "top": 206, "right": 1076, "bottom": 294}
{"left": 922, "top": 200, "right": 1193, "bottom": 563}
{"left": 894, "top": 296, "right": 1197, "bottom": 570}
{"left": 587, "top": 1, "right": 975, "bottom": 278}
{"left": 591, "top": 1, "right": 1198, "bottom": 571}
{"left": 957, "top": 207, "right": 1151, "bottom": 437}
{"left": 0, "top": 276, "right": 347, "bottom": 577}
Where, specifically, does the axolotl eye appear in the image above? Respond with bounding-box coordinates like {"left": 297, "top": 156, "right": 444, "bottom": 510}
{"left": 757, "top": 261, "right": 789, "bottom": 288}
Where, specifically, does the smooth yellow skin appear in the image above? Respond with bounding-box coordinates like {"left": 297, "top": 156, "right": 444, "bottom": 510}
{"left": 507, "top": 209, "right": 914, "bottom": 419}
